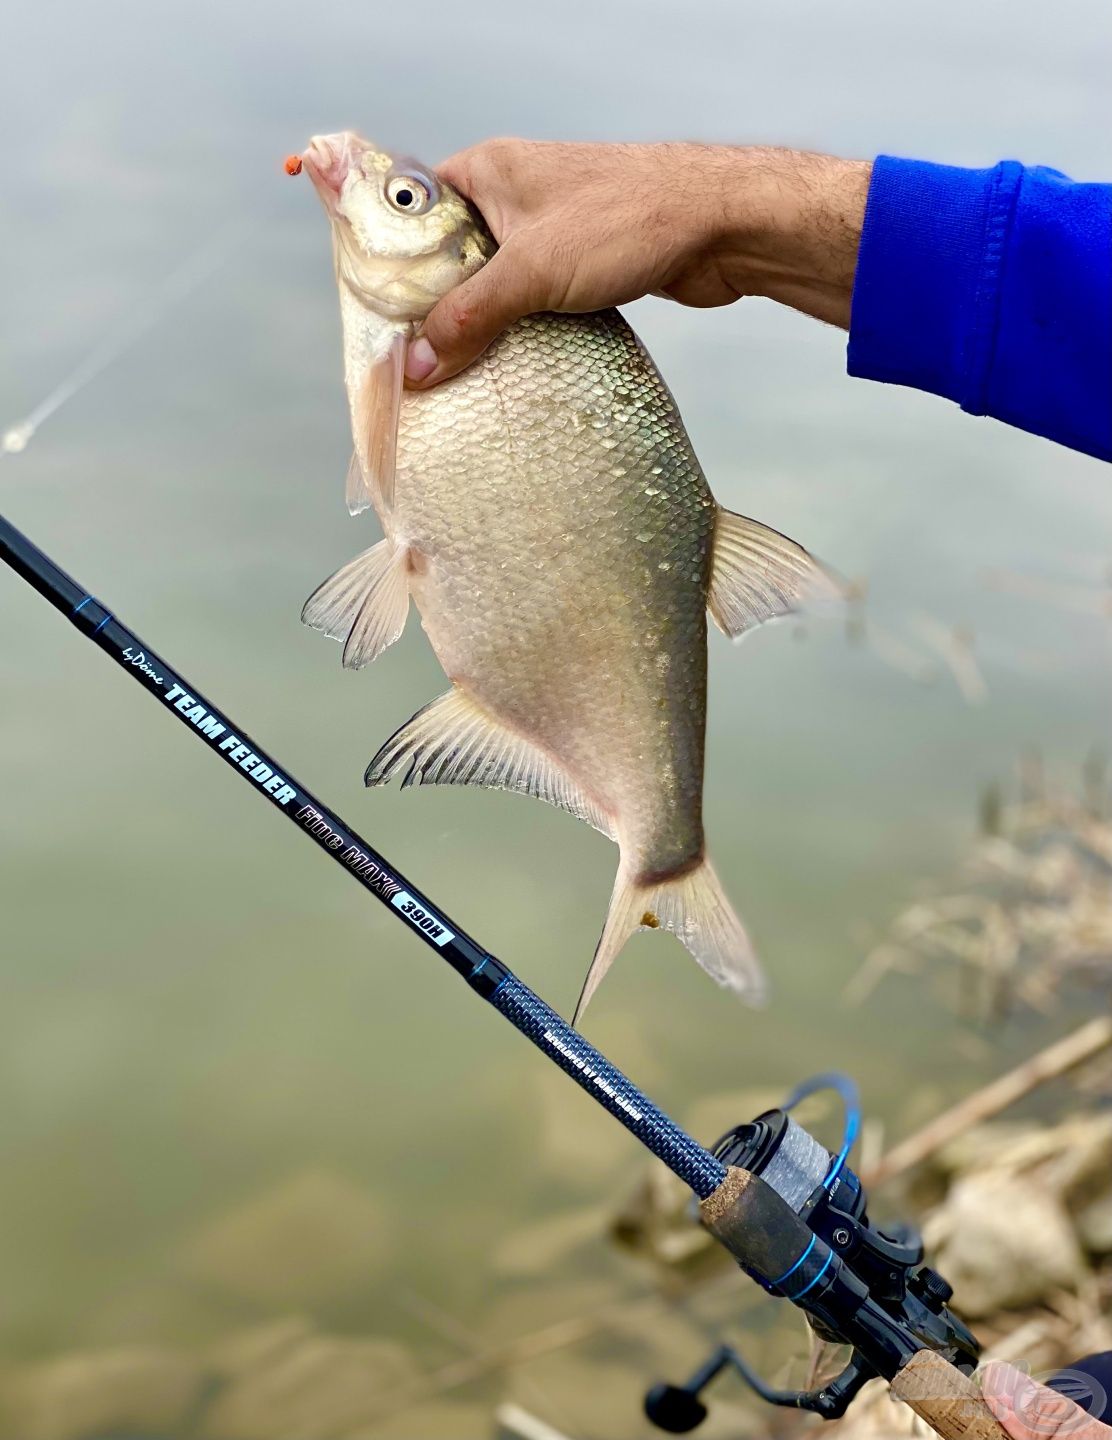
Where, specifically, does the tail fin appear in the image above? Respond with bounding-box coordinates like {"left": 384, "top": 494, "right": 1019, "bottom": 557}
{"left": 573, "top": 856, "right": 766, "bottom": 1025}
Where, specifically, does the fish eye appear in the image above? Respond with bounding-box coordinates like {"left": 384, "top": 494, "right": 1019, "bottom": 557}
{"left": 385, "top": 164, "right": 438, "bottom": 215}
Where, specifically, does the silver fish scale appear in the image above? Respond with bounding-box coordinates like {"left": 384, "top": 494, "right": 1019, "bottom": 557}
{"left": 391, "top": 307, "right": 715, "bottom": 876}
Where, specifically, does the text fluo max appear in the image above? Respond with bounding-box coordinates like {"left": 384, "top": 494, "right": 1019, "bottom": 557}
{"left": 163, "top": 684, "right": 297, "bottom": 805}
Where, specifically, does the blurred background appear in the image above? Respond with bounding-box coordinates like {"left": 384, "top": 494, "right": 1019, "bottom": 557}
{"left": 1, "top": 1, "right": 1109, "bottom": 1435}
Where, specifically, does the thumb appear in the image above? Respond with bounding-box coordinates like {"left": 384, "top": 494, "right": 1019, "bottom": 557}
{"left": 405, "top": 250, "right": 540, "bottom": 387}
{"left": 981, "top": 1362, "right": 1108, "bottom": 1440}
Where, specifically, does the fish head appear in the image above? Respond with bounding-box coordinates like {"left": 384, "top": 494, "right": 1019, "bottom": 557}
{"left": 302, "top": 132, "right": 494, "bottom": 322}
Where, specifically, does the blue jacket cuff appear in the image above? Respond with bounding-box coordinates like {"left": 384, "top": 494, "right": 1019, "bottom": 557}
{"left": 847, "top": 156, "right": 1021, "bottom": 409}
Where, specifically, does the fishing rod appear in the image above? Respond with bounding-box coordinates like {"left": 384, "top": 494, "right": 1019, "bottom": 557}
{"left": 1, "top": 510, "right": 1004, "bottom": 1440}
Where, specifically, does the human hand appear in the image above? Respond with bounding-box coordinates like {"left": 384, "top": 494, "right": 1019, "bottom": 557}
{"left": 981, "top": 1360, "right": 1112, "bottom": 1440}
{"left": 405, "top": 139, "right": 872, "bottom": 387}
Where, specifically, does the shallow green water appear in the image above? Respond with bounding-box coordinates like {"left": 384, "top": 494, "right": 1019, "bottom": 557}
{"left": 1, "top": 0, "right": 1109, "bottom": 1430}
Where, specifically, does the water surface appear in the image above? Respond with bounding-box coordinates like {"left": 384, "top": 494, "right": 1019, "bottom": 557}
{"left": 1, "top": 0, "right": 1108, "bottom": 1430}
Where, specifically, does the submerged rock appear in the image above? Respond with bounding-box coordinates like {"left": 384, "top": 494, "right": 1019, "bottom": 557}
{"left": 353, "top": 1397, "right": 491, "bottom": 1439}
{"left": 478, "top": 1277, "right": 619, "bottom": 1349}
{"left": 1, "top": 1344, "right": 208, "bottom": 1440}
{"left": 931, "top": 1120, "right": 1044, "bottom": 1178}
{"left": 926, "top": 1111, "right": 1112, "bottom": 1268}
{"left": 529, "top": 1069, "right": 628, "bottom": 1188}
{"left": 199, "top": 1330, "right": 419, "bottom": 1439}
{"left": 492, "top": 1205, "right": 609, "bottom": 1278}
{"left": 210, "top": 1316, "right": 316, "bottom": 1378}
{"left": 501, "top": 1349, "right": 658, "bottom": 1438}
{"left": 1052, "top": 1113, "right": 1112, "bottom": 1215}
{"left": 939, "top": 1113, "right": 1112, "bottom": 1193}
{"left": 1076, "top": 1190, "right": 1112, "bottom": 1255}
{"left": 925, "top": 1173, "right": 1086, "bottom": 1317}
{"left": 178, "top": 1169, "right": 390, "bottom": 1310}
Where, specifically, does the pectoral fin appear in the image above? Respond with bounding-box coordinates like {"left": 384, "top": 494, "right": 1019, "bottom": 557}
{"left": 352, "top": 332, "right": 406, "bottom": 514}
{"left": 345, "top": 452, "right": 372, "bottom": 517}
{"left": 301, "top": 539, "right": 410, "bottom": 669}
{"left": 365, "top": 687, "right": 614, "bottom": 838}
{"left": 708, "top": 508, "right": 840, "bottom": 640}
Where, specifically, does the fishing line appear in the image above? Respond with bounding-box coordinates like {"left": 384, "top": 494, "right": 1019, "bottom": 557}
{"left": 781, "top": 1070, "right": 861, "bottom": 1190}
{"left": 1, "top": 228, "right": 235, "bottom": 459}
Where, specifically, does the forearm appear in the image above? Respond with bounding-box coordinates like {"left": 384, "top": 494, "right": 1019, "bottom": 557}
{"left": 709, "top": 148, "right": 873, "bottom": 328}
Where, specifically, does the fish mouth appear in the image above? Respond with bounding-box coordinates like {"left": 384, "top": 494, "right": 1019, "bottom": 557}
{"left": 302, "top": 132, "right": 363, "bottom": 213}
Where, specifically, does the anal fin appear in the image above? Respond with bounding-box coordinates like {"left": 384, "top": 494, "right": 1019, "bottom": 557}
{"left": 709, "top": 508, "right": 841, "bottom": 640}
{"left": 366, "top": 687, "right": 614, "bottom": 839}
{"left": 301, "top": 539, "right": 410, "bottom": 669}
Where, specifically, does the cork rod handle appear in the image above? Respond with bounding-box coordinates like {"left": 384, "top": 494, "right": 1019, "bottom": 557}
{"left": 890, "top": 1351, "right": 1009, "bottom": 1440}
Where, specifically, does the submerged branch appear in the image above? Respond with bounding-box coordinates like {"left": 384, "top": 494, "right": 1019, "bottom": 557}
{"left": 864, "top": 1014, "right": 1112, "bottom": 1189}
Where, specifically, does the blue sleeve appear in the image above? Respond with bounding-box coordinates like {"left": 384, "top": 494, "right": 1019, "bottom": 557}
{"left": 847, "top": 156, "right": 1112, "bottom": 462}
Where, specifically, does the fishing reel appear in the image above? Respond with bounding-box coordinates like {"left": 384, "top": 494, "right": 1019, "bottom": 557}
{"left": 645, "top": 1074, "right": 980, "bottom": 1433}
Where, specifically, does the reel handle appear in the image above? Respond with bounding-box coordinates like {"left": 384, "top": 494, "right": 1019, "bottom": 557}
{"left": 890, "top": 1351, "right": 1009, "bottom": 1440}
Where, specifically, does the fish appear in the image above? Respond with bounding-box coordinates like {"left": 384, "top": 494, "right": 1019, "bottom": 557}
{"left": 297, "top": 131, "right": 834, "bottom": 1022}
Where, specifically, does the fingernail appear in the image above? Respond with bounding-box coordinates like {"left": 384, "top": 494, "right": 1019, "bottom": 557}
{"left": 405, "top": 337, "right": 438, "bottom": 383}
